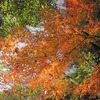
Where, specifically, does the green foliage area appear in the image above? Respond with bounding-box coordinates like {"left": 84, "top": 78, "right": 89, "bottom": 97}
{"left": 78, "top": 19, "right": 89, "bottom": 27}
{"left": 64, "top": 93, "right": 80, "bottom": 100}
{"left": 92, "top": 10, "right": 100, "bottom": 20}
{"left": 0, "top": 0, "right": 57, "bottom": 38}
{"left": 68, "top": 51, "right": 96, "bottom": 85}
{"left": 92, "top": 0, "right": 100, "bottom": 20}
{"left": 0, "top": 92, "right": 19, "bottom": 100}
{"left": 0, "top": 84, "right": 41, "bottom": 100}
{"left": 68, "top": 62, "right": 93, "bottom": 84}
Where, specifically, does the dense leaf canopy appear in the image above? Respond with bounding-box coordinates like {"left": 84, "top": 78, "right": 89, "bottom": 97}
{"left": 0, "top": 0, "right": 100, "bottom": 99}
{"left": 0, "top": 0, "right": 56, "bottom": 37}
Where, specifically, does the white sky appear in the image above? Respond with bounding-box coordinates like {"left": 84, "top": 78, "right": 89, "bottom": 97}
{"left": 56, "top": 0, "right": 66, "bottom": 10}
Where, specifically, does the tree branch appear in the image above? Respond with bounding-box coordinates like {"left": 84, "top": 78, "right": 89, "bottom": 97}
{"left": 64, "top": 38, "right": 86, "bottom": 56}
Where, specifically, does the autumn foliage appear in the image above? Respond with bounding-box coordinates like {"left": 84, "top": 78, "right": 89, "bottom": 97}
{"left": 0, "top": 0, "right": 100, "bottom": 99}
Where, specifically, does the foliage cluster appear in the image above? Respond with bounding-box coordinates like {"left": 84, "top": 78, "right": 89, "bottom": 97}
{"left": 0, "top": 0, "right": 100, "bottom": 99}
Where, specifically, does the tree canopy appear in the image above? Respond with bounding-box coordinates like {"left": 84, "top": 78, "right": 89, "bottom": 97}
{"left": 0, "top": 0, "right": 100, "bottom": 99}
{"left": 0, "top": 0, "right": 56, "bottom": 37}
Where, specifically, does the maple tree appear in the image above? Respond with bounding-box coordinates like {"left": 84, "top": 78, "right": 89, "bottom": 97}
{"left": 0, "top": 27, "right": 69, "bottom": 99}
{"left": 0, "top": 0, "right": 100, "bottom": 99}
